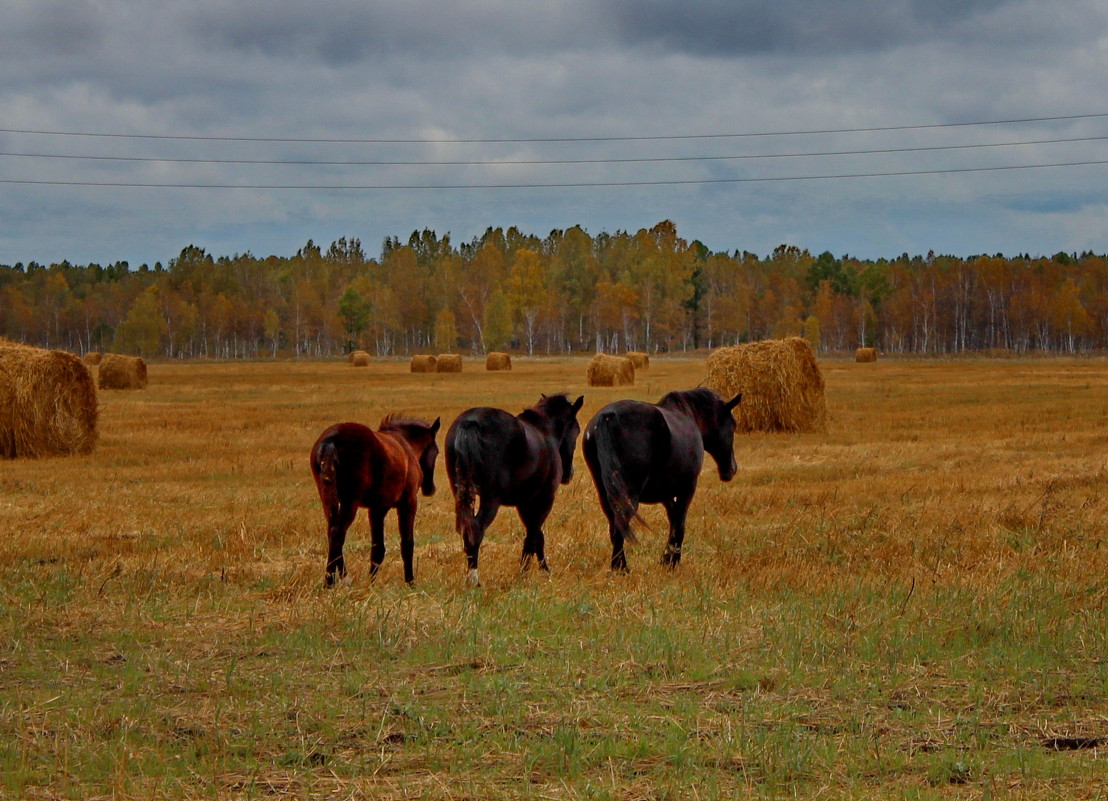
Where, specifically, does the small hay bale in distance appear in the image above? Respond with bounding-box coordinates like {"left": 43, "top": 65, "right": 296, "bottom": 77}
{"left": 855, "top": 347, "right": 877, "bottom": 363}
{"left": 627, "top": 351, "right": 649, "bottom": 370}
{"left": 349, "top": 350, "right": 371, "bottom": 367}
{"left": 98, "top": 353, "right": 148, "bottom": 390}
{"left": 486, "top": 352, "right": 512, "bottom": 371}
{"left": 410, "top": 355, "right": 437, "bottom": 373}
{"left": 0, "top": 340, "right": 98, "bottom": 458}
{"left": 705, "top": 336, "right": 828, "bottom": 433}
{"left": 82, "top": 351, "right": 102, "bottom": 367}
{"left": 436, "top": 353, "right": 463, "bottom": 373}
{"left": 587, "top": 353, "right": 635, "bottom": 387}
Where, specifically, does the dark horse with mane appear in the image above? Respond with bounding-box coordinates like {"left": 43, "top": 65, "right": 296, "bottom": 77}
{"left": 446, "top": 393, "right": 584, "bottom": 586}
{"left": 583, "top": 387, "right": 741, "bottom": 570}
{"left": 310, "top": 415, "right": 441, "bottom": 585}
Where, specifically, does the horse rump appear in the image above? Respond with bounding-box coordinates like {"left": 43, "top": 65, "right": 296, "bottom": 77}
{"left": 447, "top": 421, "right": 482, "bottom": 547}
{"left": 587, "top": 412, "right": 644, "bottom": 543}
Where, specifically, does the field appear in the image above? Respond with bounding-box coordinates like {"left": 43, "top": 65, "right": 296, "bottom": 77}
{"left": 2, "top": 356, "right": 1107, "bottom": 800}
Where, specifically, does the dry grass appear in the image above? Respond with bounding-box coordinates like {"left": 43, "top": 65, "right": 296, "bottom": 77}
{"left": 706, "top": 337, "right": 828, "bottom": 433}
{"left": 0, "top": 340, "right": 98, "bottom": 458}
{"left": 587, "top": 353, "right": 635, "bottom": 386}
{"left": 435, "top": 353, "right": 462, "bottom": 373}
{"left": 98, "top": 353, "right": 148, "bottom": 390}
{"left": 3, "top": 355, "right": 1108, "bottom": 799}
{"left": 410, "top": 354, "right": 437, "bottom": 373}
{"left": 486, "top": 352, "right": 512, "bottom": 371}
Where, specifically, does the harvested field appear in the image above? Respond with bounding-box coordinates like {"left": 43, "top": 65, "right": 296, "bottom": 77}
{"left": 2, "top": 356, "right": 1108, "bottom": 799}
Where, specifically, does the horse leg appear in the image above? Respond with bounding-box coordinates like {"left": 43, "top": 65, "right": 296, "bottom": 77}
{"left": 397, "top": 498, "right": 416, "bottom": 585}
{"left": 518, "top": 498, "right": 554, "bottom": 573}
{"left": 466, "top": 499, "right": 499, "bottom": 587}
{"left": 368, "top": 506, "right": 388, "bottom": 580}
{"left": 595, "top": 490, "right": 630, "bottom": 572}
{"left": 325, "top": 501, "right": 359, "bottom": 586}
{"left": 661, "top": 491, "right": 694, "bottom": 568}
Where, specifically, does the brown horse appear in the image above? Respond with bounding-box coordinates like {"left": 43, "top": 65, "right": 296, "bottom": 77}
{"left": 310, "top": 415, "right": 441, "bottom": 585}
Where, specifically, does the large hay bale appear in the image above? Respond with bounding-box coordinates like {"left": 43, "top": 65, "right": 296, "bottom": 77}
{"left": 486, "top": 352, "right": 512, "bottom": 371}
{"left": 627, "top": 351, "right": 650, "bottom": 370}
{"left": 98, "top": 353, "right": 148, "bottom": 390}
{"left": 587, "top": 353, "right": 635, "bottom": 387}
{"left": 705, "top": 337, "right": 827, "bottom": 433}
{"left": 436, "top": 353, "right": 463, "bottom": 373}
{"left": 0, "top": 340, "right": 98, "bottom": 458}
{"left": 82, "top": 351, "right": 102, "bottom": 367}
{"left": 410, "top": 355, "right": 437, "bottom": 373}
{"left": 855, "top": 347, "right": 877, "bottom": 363}
{"left": 349, "top": 350, "right": 370, "bottom": 367}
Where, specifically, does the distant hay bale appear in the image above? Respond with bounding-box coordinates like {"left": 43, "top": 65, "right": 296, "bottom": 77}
{"left": 705, "top": 336, "right": 827, "bottom": 434}
{"left": 82, "top": 351, "right": 102, "bottom": 367}
{"left": 410, "top": 355, "right": 437, "bottom": 373}
{"left": 855, "top": 347, "right": 877, "bottom": 363}
{"left": 349, "top": 350, "right": 370, "bottom": 367}
{"left": 98, "top": 353, "right": 148, "bottom": 390}
{"left": 486, "top": 352, "right": 512, "bottom": 371}
{"left": 627, "top": 351, "right": 650, "bottom": 369}
{"left": 0, "top": 340, "right": 98, "bottom": 458}
{"left": 587, "top": 353, "right": 635, "bottom": 387}
{"left": 436, "top": 353, "right": 463, "bottom": 373}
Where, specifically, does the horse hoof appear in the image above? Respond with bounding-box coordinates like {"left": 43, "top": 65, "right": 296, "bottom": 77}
{"left": 466, "top": 568, "right": 481, "bottom": 587}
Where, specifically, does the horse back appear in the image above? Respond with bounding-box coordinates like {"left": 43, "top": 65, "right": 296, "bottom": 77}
{"left": 311, "top": 422, "right": 417, "bottom": 509}
{"left": 446, "top": 407, "right": 554, "bottom": 502}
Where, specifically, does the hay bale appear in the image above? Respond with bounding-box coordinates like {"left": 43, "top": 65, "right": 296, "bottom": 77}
{"left": 349, "top": 350, "right": 370, "bottom": 367}
{"left": 627, "top": 351, "right": 649, "bottom": 370}
{"left": 855, "top": 347, "right": 877, "bottom": 363}
{"left": 486, "top": 352, "right": 512, "bottom": 371}
{"left": 82, "top": 351, "right": 102, "bottom": 367}
{"left": 98, "top": 353, "right": 148, "bottom": 390}
{"left": 410, "top": 355, "right": 437, "bottom": 373}
{"left": 436, "top": 353, "right": 463, "bottom": 373}
{"left": 587, "top": 353, "right": 635, "bottom": 387}
{"left": 705, "top": 336, "right": 827, "bottom": 433}
{"left": 0, "top": 340, "right": 98, "bottom": 458}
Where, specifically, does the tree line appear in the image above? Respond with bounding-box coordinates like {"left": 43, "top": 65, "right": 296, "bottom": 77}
{"left": 2, "top": 220, "right": 1107, "bottom": 358}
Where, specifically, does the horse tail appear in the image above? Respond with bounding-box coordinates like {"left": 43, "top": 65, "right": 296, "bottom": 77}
{"left": 450, "top": 423, "right": 481, "bottom": 546}
{"left": 591, "top": 412, "right": 644, "bottom": 544}
{"left": 314, "top": 440, "right": 341, "bottom": 519}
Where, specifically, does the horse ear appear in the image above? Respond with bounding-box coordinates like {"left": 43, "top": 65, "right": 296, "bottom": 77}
{"left": 573, "top": 395, "right": 584, "bottom": 413}
{"left": 540, "top": 393, "right": 547, "bottom": 400}
{"left": 430, "top": 417, "right": 441, "bottom": 435}
{"left": 725, "top": 393, "right": 743, "bottom": 411}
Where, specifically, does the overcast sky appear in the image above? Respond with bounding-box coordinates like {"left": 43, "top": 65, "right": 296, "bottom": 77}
{"left": 2, "top": 0, "right": 1107, "bottom": 266}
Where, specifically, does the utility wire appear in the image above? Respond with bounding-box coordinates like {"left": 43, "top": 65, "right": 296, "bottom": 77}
{"left": 3, "top": 159, "right": 1107, "bottom": 189}
{"left": 2, "top": 134, "right": 1106, "bottom": 167}
{"left": 1, "top": 112, "right": 1106, "bottom": 144}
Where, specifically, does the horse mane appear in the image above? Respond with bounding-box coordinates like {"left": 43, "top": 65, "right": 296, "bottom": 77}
{"left": 658, "top": 387, "right": 719, "bottom": 418}
{"left": 379, "top": 413, "right": 432, "bottom": 433}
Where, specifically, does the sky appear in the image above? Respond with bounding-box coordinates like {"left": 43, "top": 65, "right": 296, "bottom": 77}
{"left": 2, "top": 0, "right": 1108, "bottom": 267}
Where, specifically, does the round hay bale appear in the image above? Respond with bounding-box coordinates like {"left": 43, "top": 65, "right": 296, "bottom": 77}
{"left": 82, "top": 351, "right": 102, "bottom": 367}
{"left": 98, "top": 353, "right": 148, "bottom": 390}
{"left": 436, "top": 353, "right": 463, "bottom": 373}
{"left": 0, "top": 340, "right": 98, "bottom": 458}
{"left": 410, "top": 355, "right": 437, "bottom": 373}
{"left": 705, "top": 336, "right": 827, "bottom": 433}
{"left": 587, "top": 353, "right": 635, "bottom": 387}
{"left": 627, "top": 351, "right": 650, "bottom": 370}
{"left": 855, "top": 347, "right": 877, "bottom": 363}
{"left": 486, "top": 352, "right": 512, "bottom": 371}
{"left": 349, "top": 350, "right": 371, "bottom": 367}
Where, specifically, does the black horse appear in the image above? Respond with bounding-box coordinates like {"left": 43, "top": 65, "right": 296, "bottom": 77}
{"left": 446, "top": 393, "right": 585, "bottom": 586}
{"left": 583, "top": 387, "right": 741, "bottom": 570}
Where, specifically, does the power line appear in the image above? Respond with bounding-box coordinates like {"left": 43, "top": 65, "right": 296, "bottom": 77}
{"left": 1, "top": 112, "right": 1107, "bottom": 145}
{"left": 3, "top": 159, "right": 1107, "bottom": 189}
{"left": 2, "top": 134, "right": 1106, "bottom": 167}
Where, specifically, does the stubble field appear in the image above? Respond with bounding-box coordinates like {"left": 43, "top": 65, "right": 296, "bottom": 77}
{"left": 2, "top": 355, "right": 1107, "bottom": 799}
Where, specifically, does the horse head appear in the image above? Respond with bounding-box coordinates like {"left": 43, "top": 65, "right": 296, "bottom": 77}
{"left": 537, "top": 393, "right": 585, "bottom": 484}
{"left": 382, "top": 415, "right": 442, "bottom": 496}
{"left": 702, "top": 392, "right": 741, "bottom": 482}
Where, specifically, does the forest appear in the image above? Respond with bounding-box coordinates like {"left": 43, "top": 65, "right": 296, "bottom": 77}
{"left": 2, "top": 220, "right": 1106, "bottom": 358}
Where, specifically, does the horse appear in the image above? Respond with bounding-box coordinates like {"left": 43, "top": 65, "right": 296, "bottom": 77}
{"left": 309, "top": 415, "right": 441, "bottom": 586}
{"left": 583, "top": 387, "right": 741, "bottom": 571}
{"left": 446, "top": 393, "right": 585, "bottom": 586}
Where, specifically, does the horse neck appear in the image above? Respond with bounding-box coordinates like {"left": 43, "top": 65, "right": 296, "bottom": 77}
{"left": 659, "top": 391, "right": 708, "bottom": 434}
